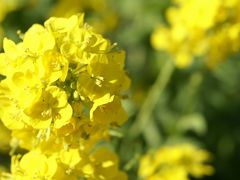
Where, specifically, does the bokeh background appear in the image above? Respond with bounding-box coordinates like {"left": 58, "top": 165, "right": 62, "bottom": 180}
{"left": 0, "top": 0, "right": 240, "bottom": 179}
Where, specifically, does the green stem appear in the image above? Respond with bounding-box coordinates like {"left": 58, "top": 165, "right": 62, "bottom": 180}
{"left": 129, "top": 59, "right": 175, "bottom": 139}
{"left": 143, "top": 116, "right": 162, "bottom": 148}
{"left": 182, "top": 71, "right": 203, "bottom": 114}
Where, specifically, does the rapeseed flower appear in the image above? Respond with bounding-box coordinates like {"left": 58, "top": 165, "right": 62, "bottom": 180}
{"left": 139, "top": 144, "right": 214, "bottom": 180}
{"left": 10, "top": 150, "right": 57, "bottom": 180}
{"left": 0, "top": 14, "right": 129, "bottom": 179}
{"left": 151, "top": 0, "right": 240, "bottom": 68}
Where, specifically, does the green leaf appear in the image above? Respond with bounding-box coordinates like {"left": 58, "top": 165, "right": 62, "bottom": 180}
{"left": 176, "top": 113, "right": 207, "bottom": 135}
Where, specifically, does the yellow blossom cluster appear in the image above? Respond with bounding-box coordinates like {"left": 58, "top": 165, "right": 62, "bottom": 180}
{"left": 51, "top": 0, "right": 118, "bottom": 34}
{"left": 138, "top": 144, "right": 214, "bottom": 180}
{"left": 0, "top": 14, "right": 130, "bottom": 179}
{"left": 151, "top": 0, "right": 240, "bottom": 68}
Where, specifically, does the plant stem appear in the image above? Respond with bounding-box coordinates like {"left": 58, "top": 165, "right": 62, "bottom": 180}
{"left": 129, "top": 59, "right": 175, "bottom": 139}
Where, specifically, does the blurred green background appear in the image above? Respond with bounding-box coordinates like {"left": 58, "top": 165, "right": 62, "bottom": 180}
{"left": 1, "top": 0, "right": 240, "bottom": 179}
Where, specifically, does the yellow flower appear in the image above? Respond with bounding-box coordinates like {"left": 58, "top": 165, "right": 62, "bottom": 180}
{"left": 22, "top": 24, "right": 55, "bottom": 56}
{"left": 84, "top": 147, "right": 128, "bottom": 180}
{"left": 77, "top": 51, "right": 130, "bottom": 101}
{"left": 10, "top": 150, "right": 57, "bottom": 180}
{"left": 8, "top": 71, "right": 43, "bottom": 108}
{"left": 0, "top": 39, "right": 31, "bottom": 77}
{"left": 0, "top": 14, "right": 129, "bottom": 179}
{"left": 147, "top": 166, "right": 187, "bottom": 180}
{"left": 90, "top": 94, "right": 128, "bottom": 126}
{"left": 39, "top": 50, "right": 69, "bottom": 84}
{"left": 60, "top": 148, "right": 82, "bottom": 168}
{"left": 0, "top": 82, "right": 29, "bottom": 130}
{"left": 24, "top": 86, "right": 72, "bottom": 129}
{"left": 11, "top": 128, "right": 37, "bottom": 151}
{"left": 151, "top": 0, "right": 240, "bottom": 68}
{"left": 139, "top": 144, "right": 214, "bottom": 180}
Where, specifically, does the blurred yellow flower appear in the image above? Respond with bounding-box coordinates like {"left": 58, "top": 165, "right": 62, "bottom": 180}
{"left": 139, "top": 144, "right": 214, "bottom": 180}
{"left": 151, "top": 0, "right": 240, "bottom": 68}
{"left": 51, "top": 0, "right": 118, "bottom": 34}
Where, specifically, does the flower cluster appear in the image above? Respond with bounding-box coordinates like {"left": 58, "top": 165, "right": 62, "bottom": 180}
{"left": 0, "top": 14, "right": 130, "bottom": 179}
{"left": 51, "top": 0, "right": 118, "bottom": 34}
{"left": 151, "top": 0, "right": 240, "bottom": 68}
{"left": 0, "top": 0, "right": 13, "bottom": 149}
{"left": 138, "top": 144, "right": 214, "bottom": 180}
